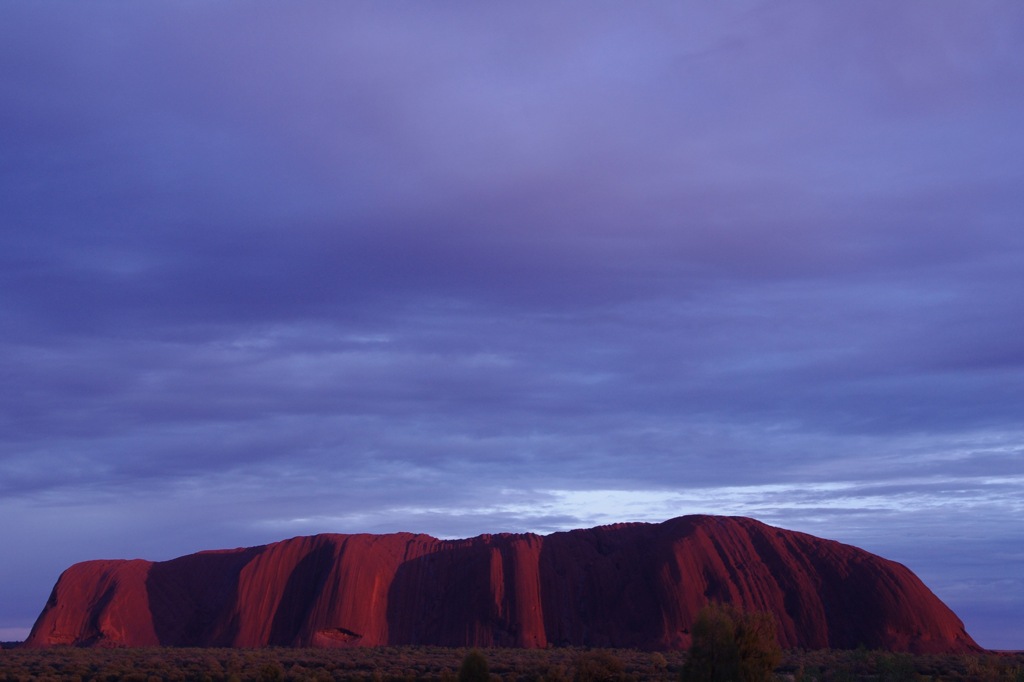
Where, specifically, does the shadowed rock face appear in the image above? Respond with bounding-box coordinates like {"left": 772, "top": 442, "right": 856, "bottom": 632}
{"left": 25, "top": 515, "right": 979, "bottom": 652}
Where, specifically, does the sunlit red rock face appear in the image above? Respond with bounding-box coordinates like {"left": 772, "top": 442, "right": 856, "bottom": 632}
{"left": 26, "top": 515, "right": 979, "bottom": 652}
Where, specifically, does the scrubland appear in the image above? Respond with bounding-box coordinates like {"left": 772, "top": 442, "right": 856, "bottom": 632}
{"left": 0, "top": 644, "right": 1021, "bottom": 681}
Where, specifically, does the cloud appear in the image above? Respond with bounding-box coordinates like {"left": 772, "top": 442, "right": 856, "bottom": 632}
{"left": 2, "top": 0, "right": 1023, "bottom": 649}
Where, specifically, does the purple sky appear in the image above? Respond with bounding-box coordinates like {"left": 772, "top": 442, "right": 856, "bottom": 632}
{"left": 2, "top": 1, "right": 1023, "bottom": 649}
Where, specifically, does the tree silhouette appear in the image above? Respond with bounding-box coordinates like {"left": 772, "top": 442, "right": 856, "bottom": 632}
{"left": 681, "top": 603, "right": 781, "bottom": 682}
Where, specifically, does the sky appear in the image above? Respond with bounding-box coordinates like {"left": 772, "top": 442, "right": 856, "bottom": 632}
{"left": 1, "top": 1, "right": 1023, "bottom": 649}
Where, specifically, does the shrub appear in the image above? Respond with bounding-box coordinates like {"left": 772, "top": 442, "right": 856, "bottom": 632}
{"left": 572, "top": 650, "right": 626, "bottom": 681}
{"left": 458, "top": 649, "right": 490, "bottom": 682}
{"left": 257, "top": 662, "right": 285, "bottom": 682}
{"left": 681, "top": 603, "right": 781, "bottom": 682}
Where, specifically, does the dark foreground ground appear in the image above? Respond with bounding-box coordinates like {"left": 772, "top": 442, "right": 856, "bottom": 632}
{"left": 0, "top": 644, "right": 1021, "bottom": 681}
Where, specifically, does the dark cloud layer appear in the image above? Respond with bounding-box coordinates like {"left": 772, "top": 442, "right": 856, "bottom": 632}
{"left": 2, "top": 1, "right": 1023, "bottom": 648}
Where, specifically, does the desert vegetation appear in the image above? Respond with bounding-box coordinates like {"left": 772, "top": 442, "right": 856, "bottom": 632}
{"left": 0, "top": 645, "right": 1021, "bottom": 682}
{"left": 681, "top": 603, "right": 781, "bottom": 682}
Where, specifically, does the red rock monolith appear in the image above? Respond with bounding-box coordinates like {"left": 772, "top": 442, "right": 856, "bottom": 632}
{"left": 25, "top": 515, "right": 979, "bottom": 652}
